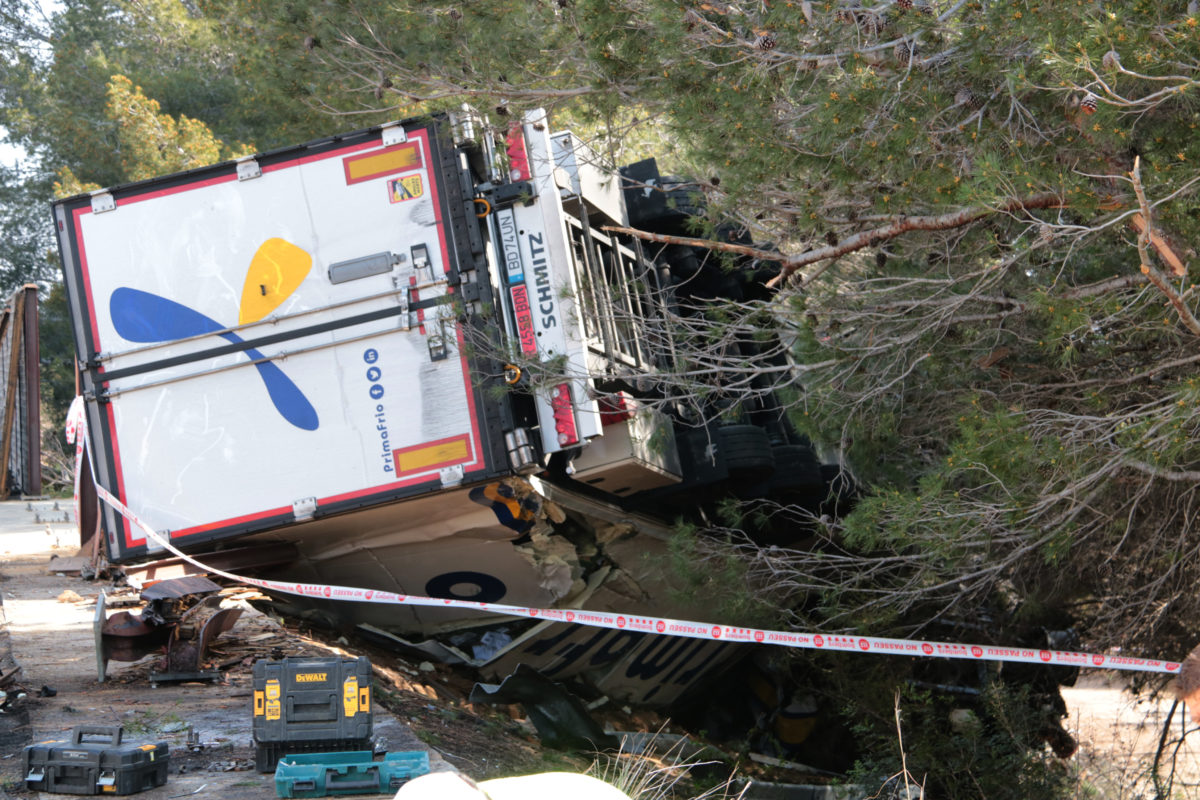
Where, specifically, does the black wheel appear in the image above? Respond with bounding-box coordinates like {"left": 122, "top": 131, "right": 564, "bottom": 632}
{"left": 767, "top": 444, "right": 824, "bottom": 495}
{"left": 718, "top": 425, "right": 774, "bottom": 483}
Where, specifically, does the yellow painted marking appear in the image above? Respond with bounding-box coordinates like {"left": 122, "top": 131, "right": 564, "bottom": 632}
{"left": 347, "top": 146, "right": 420, "bottom": 182}
{"left": 394, "top": 438, "right": 470, "bottom": 474}
{"left": 239, "top": 238, "right": 312, "bottom": 324}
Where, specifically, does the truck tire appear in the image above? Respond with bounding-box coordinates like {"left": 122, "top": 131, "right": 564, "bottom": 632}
{"left": 767, "top": 444, "right": 824, "bottom": 495}
{"left": 718, "top": 425, "right": 775, "bottom": 483}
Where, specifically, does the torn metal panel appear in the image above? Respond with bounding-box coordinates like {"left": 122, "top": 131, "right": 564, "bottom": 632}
{"left": 469, "top": 664, "right": 617, "bottom": 751}
{"left": 512, "top": 526, "right": 585, "bottom": 601}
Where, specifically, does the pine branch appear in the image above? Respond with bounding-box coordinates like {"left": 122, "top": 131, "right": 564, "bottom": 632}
{"left": 765, "top": 193, "right": 1066, "bottom": 288}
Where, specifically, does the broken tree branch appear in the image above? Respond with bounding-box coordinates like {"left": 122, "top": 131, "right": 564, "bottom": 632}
{"left": 1131, "top": 212, "right": 1188, "bottom": 278}
{"left": 1131, "top": 157, "right": 1200, "bottom": 337}
{"left": 608, "top": 193, "right": 1067, "bottom": 291}
{"left": 765, "top": 193, "right": 1066, "bottom": 288}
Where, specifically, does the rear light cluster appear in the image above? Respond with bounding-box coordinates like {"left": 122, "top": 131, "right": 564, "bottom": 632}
{"left": 551, "top": 383, "right": 579, "bottom": 447}
{"left": 505, "top": 123, "right": 531, "bottom": 182}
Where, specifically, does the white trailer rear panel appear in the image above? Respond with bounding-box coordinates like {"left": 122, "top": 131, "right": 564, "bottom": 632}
{"left": 55, "top": 120, "right": 510, "bottom": 561}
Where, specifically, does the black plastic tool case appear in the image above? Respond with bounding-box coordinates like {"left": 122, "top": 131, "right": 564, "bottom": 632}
{"left": 24, "top": 725, "right": 169, "bottom": 795}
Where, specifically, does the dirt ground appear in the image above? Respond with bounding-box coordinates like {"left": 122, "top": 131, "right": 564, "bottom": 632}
{"left": 0, "top": 501, "right": 594, "bottom": 800}
{"left": 1063, "top": 675, "right": 1200, "bottom": 799}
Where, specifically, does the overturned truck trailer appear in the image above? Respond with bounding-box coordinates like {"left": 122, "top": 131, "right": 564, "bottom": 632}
{"left": 54, "top": 110, "right": 841, "bottom": 705}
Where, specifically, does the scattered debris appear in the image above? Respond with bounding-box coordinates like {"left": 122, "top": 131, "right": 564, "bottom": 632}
{"left": 469, "top": 664, "right": 616, "bottom": 751}
{"left": 94, "top": 576, "right": 242, "bottom": 685}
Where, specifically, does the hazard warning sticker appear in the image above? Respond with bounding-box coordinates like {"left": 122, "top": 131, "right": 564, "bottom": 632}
{"left": 389, "top": 174, "right": 424, "bottom": 203}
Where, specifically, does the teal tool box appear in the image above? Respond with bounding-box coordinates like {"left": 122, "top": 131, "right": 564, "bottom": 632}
{"left": 23, "top": 725, "right": 169, "bottom": 795}
{"left": 253, "top": 656, "right": 374, "bottom": 772}
{"left": 274, "top": 750, "right": 430, "bottom": 798}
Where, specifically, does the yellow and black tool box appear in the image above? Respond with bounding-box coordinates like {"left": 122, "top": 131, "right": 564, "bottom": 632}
{"left": 253, "top": 656, "right": 373, "bottom": 772}
{"left": 23, "top": 725, "right": 169, "bottom": 795}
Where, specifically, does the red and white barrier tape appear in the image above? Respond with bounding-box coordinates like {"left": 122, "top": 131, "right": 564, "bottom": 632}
{"left": 65, "top": 398, "right": 1181, "bottom": 676}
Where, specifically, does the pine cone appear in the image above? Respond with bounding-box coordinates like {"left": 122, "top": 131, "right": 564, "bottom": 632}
{"left": 954, "top": 87, "right": 982, "bottom": 109}
{"left": 894, "top": 39, "right": 916, "bottom": 65}
{"left": 1101, "top": 50, "right": 1120, "bottom": 70}
{"left": 1081, "top": 93, "right": 1099, "bottom": 114}
{"left": 896, "top": 0, "right": 914, "bottom": 8}
{"left": 756, "top": 32, "right": 778, "bottom": 50}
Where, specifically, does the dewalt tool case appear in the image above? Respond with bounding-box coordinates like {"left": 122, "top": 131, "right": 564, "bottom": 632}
{"left": 253, "top": 656, "right": 373, "bottom": 772}
{"left": 23, "top": 725, "right": 169, "bottom": 795}
{"left": 274, "top": 750, "right": 430, "bottom": 797}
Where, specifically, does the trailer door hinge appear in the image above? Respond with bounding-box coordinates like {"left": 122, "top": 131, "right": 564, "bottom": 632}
{"left": 236, "top": 157, "right": 262, "bottom": 181}
{"left": 381, "top": 122, "right": 408, "bottom": 146}
{"left": 439, "top": 465, "right": 465, "bottom": 487}
{"left": 292, "top": 497, "right": 318, "bottom": 521}
{"left": 90, "top": 192, "right": 115, "bottom": 214}
{"left": 146, "top": 530, "right": 167, "bottom": 553}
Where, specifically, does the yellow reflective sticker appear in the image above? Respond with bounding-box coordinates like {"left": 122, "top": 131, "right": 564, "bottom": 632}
{"left": 239, "top": 238, "right": 312, "bottom": 325}
{"left": 343, "top": 676, "right": 359, "bottom": 717}
{"left": 343, "top": 144, "right": 422, "bottom": 184}
{"left": 265, "top": 678, "right": 282, "bottom": 721}
{"left": 393, "top": 436, "right": 470, "bottom": 475}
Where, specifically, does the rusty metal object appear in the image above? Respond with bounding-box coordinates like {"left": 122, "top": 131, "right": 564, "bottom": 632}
{"left": 161, "top": 595, "right": 242, "bottom": 676}
{"left": 93, "top": 577, "right": 242, "bottom": 684}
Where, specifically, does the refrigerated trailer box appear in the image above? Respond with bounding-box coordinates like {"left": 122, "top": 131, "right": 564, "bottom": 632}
{"left": 57, "top": 115, "right": 527, "bottom": 562}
